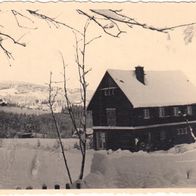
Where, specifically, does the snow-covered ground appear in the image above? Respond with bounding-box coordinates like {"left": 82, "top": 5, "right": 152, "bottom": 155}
{"left": 0, "top": 138, "right": 94, "bottom": 189}
{"left": 1, "top": 139, "right": 196, "bottom": 189}
{"left": 84, "top": 143, "right": 196, "bottom": 188}
{"left": 0, "top": 81, "right": 94, "bottom": 113}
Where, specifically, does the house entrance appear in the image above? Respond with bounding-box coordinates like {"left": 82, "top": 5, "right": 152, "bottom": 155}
{"left": 96, "top": 132, "right": 106, "bottom": 150}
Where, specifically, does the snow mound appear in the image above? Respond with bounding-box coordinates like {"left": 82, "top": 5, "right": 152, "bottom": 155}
{"left": 84, "top": 145, "right": 196, "bottom": 188}
{"left": 156, "top": 142, "right": 196, "bottom": 154}
{"left": 0, "top": 138, "right": 94, "bottom": 189}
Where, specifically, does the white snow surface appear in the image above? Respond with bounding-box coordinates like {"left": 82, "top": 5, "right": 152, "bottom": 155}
{"left": 107, "top": 69, "right": 196, "bottom": 108}
{"left": 2, "top": 139, "right": 196, "bottom": 189}
{"left": 83, "top": 143, "right": 196, "bottom": 188}
{"left": 0, "top": 138, "right": 94, "bottom": 189}
{"left": 0, "top": 81, "right": 94, "bottom": 113}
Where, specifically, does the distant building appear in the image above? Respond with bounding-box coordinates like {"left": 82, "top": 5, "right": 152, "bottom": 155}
{"left": 87, "top": 66, "right": 196, "bottom": 151}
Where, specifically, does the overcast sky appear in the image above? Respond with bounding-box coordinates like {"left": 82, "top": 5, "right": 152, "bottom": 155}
{"left": 1, "top": 2, "right": 196, "bottom": 90}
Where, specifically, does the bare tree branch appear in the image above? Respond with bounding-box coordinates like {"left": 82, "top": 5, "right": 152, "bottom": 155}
{"left": 60, "top": 18, "right": 98, "bottom": 181}
{"left": 0, "top": 32, "right": 26, "bottom": 64}
{"left": 77, "top": 9, "right": 196, "bottom": 43}
{"left": 91, "top": 9, "right": 196, "bottom": 33}
{"left": 16, "top": 32, "right": 29, "bottom": 43}
{"left": 11, "top": 9, "right": 37, "bottom": 30}
{"left": 60, "top": 51, "right": 85, "bottom": 155}
{"left": 48, "top": 71, "right": 73, "bottom": 185}
{"left": 74, "top": 19, "right": 93, "bottom": 180}
{"left": 77, "top": 9, "right": 125, "bottom": 37}
{"left": 86, "top": 35, "right": 101, "bottom": 46}
{"left": 0, "top": 42, "right": 14, "bottom": 60}
{"left": 0, "top": 32, "right": 26, "bottom": 47}
{"left": 27, "top": 9, "right": 83, "bottom": 35}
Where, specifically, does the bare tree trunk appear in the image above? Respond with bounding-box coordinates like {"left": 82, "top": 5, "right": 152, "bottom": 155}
{"left": 60, "top": 19, "right": 100, "bottom": 180}
{"left": 79, "top": 142, "right": 86, "bottom": 180}
{"left": 48, "top": 72, "right": 72, "bottom": 184}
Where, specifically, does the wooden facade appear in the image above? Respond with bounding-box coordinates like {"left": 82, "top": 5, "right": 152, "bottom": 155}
{"left": 87, "top": 69, "right": 196, "bottom": 151}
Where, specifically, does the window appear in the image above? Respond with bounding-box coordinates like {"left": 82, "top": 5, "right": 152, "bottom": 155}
{"left": 144, "top": 109, "right": 150, "bottom": 119}
{"left": 187, "top": 106, "right": 192, "bottom": 116}
{"left": 104, "top": 89, "right": 109, "bottom": 96}
{"left": 159, "top": 107, "right": 165, "bottom": 118}
{"left": 177, "top": 127, "right": 188, "bottom": 135}
{"left": 174, "top": 107, "right": 180, "bottom": 116}
{"left": 104, "top": 88, "right": 115, "bottom": 96}
{"left": 106, "top": 108, "right": 116, "bottom": 126}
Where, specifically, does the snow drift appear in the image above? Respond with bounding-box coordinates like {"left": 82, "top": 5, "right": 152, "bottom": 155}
{"left": 84, "top": 144, "right": 196, "bottom": 188}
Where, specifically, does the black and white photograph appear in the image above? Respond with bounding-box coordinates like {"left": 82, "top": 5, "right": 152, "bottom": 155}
{"left": 0, "top": 1, "right": 196, "bottom": 190}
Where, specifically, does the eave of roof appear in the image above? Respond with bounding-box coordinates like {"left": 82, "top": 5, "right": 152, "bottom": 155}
{"left": 107, "top": 69, "right": 196, "bottom": 108}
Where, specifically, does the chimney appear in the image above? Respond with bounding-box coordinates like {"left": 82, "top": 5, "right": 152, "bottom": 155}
{"left": 135, "top": 66, "right": 145, "bottom": 84}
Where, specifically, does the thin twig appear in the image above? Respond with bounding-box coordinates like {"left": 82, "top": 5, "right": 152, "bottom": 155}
{"left": 78, "top": 9, "right": 196, "bottom": 38}
{"left": 0, "top": 32, "right": 26, "bottom": 47}
{"left": 0, "top": 32, "right": 26, "bottom": 65}
{"left": 0, "top": 43, "right": 14, "bottom": 59}
{"left": 60, "top": 51, "right": 85, "bottom": 155}
{"left": 11, "top": 9, "right": 37, "bottom": 30}
{"left": 27, "top": 9, "right": 83, "bottom": 35}
{"left": 86, "top": 35, "right": 102, "bottom": 46}
{"left": 77, "top": 9, "right": 125, "bottom": 37}
{"left": 91, "top": 9, "right": 196, "bottom": 33}
{"left": 48, "top": 72, "right": 73, "bottom": 185}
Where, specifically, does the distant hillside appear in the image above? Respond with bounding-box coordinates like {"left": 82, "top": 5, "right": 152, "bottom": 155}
{"left": 0, "top": 81, "right": 93, "bottom": 113}
{"left": 0, "top": 81, "right": 48, "bottom": 92}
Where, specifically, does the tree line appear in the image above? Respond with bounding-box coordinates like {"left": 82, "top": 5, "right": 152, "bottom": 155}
{"left": 0, "top": 108, "right": 92, "bottom": 138}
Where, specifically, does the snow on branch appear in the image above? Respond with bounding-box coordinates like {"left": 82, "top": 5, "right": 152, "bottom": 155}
{"left": 77, "top": 9, "right": 126, "bottom": 38}
{"left": 78, "top": 9, "right": 196, "bottom": 43}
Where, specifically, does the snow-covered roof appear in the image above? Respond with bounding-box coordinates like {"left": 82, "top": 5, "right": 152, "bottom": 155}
{"left": 107, "top": 69, "right": 196, "bottom": 108}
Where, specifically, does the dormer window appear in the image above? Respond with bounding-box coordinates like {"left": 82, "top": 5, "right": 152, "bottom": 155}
{"left": 144, "top": 109, "right": 150, "bottom": 119}
{"left": 104, "top": 89, "right": 109, "bottom": 96}
{"left": 102, "top": 87, "right": 117, "bottom": 96}
{"left": 159, "top": 107, "right": 165, "bottom": 118}
{"left": 187, "top": 105, "right": 192, "bottom": 116}
{"left": 104, "top": 88, "right": 115, "bottom": 96}
{"left": 174, "top": 107, "right": 180, "bottom": 116}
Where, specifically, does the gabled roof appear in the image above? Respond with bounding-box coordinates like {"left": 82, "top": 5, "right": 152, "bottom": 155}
{"left": 106, "top": 69, "right": 196, "bottom": 108}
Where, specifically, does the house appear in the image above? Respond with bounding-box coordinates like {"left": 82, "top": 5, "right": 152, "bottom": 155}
{"left": 87, "top": 66, "right": 196, "bottom": 151}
